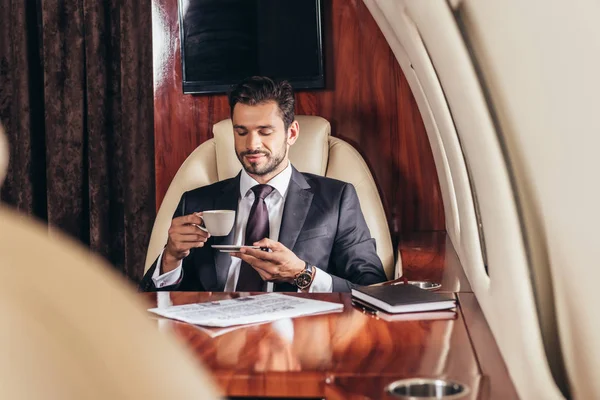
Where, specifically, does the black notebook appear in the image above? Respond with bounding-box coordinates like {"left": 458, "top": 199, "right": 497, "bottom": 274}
{"left": 351, "top": 284, "right": 456, "bottom": 314}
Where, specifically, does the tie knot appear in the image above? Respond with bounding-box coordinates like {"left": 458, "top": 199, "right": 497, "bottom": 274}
{"left": 251, "top": 184, "right": 274, "bottom": 200}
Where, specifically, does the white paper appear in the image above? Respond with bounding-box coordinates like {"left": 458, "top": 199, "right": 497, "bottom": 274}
{"left": 193, "top": 321, "right": 269, "bottom": 338}
{"left": 148, "top": 293, "right": 344, "bottom": 328}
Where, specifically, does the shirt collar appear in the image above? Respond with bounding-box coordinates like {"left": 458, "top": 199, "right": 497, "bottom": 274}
{"left": 239, "top": 161, "right": 293, "bottom": 199}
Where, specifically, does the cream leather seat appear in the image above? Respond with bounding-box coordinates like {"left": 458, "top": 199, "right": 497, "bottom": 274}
{"left": 145, "top": 116, "right": 400, "bottom": 280}
{"left": 0, "top": 124, "right": 221, "bottom": 399}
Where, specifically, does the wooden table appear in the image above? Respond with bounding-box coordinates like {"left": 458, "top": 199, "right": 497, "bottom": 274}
{"left": 141, "top": 290, "right": 518, "bottom": 399}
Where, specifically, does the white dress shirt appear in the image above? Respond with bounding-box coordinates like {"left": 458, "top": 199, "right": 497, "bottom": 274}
{"left": 153, "top": 162, "right": 333, "bottom": 292}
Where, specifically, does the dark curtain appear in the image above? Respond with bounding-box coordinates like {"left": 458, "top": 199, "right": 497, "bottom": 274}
{"left": 0, "top": 0, "right": 155, "bottom": 283}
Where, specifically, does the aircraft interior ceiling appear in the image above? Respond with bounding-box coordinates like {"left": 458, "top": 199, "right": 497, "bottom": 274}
{"left": 364, "top": 0, "right": 600, "bottom": 399}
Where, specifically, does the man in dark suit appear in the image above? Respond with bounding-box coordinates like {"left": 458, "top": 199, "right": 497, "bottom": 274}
{"left": 140, "top": 76, "right": 387, "bottom": 292}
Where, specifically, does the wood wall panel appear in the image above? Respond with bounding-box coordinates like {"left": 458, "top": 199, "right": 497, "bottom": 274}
{"left": 153, "top": 0, "right": 445, "bottom": 235}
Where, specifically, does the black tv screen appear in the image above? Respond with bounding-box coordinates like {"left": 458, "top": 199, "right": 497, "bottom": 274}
{"left": 178, "top": 0, "right": 324, "bottom": 94}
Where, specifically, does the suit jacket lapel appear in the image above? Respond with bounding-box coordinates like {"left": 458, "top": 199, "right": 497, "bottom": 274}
{"left": 278, "top": 167, "right": 313, "bottom": 251}
{"left": 211, "top": 174, "right": 240, "bottom": 290}
{"left": 275, "top": 168, "right": 313, "bottom": 292}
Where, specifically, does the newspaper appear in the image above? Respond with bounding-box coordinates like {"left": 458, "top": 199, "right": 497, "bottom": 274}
{"left": 148, "top": 293, "right": 344, "bottom": 328}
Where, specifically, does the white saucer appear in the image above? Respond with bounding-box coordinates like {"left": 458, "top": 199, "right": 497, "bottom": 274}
{"left": 212, "top": 245, "right": 261, "bottom": 253}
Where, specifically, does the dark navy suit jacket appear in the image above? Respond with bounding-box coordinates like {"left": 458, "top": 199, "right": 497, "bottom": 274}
{"left": 139, "top": 167, "right": 387, "bottom": 292}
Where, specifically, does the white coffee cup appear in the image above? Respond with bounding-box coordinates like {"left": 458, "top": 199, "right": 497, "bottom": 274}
{"left": 198, "top": 210, "right": 236, "bottom": 236}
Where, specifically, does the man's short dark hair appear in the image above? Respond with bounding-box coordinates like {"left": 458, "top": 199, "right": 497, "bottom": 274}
{"left": 228, "top": 76, "right": 295, "bottom": 130}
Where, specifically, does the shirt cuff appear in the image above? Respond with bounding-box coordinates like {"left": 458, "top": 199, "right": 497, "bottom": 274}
{"left": 152, "top": 249, "right": 183, "bottom": 289}
{"left": 307, "top": 267, "right": 333, "bottom": 293}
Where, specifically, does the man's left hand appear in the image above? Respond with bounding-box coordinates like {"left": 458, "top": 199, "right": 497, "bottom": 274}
{"left": 231, "top": 238, "right": 305, "bottom": 283}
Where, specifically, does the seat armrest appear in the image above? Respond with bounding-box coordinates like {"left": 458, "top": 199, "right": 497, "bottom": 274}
{"left": 394, "top": 248, "right": 403, "bottom": 279}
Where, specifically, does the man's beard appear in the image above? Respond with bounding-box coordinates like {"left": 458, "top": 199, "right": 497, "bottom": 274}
{"left": 237, "top": 143, "right": 287, "bottom": 176}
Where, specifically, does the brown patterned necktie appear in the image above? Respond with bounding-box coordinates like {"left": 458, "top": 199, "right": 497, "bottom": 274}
{"left": 235, "top": 184, "right": 275, "bottom": 291}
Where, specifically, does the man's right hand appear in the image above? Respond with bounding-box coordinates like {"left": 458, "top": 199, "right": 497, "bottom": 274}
{"left": 162, "top": 212, "right": 210, "bottom": 273}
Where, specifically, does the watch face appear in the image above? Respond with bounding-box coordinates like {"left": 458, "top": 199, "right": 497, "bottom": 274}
{"left": 296, "top": 272, "right": 312, "bottom": 289}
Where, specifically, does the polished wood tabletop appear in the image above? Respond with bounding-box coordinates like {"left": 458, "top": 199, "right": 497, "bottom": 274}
{"left": 141, "top": 290, "right": 516, "bottom": 399}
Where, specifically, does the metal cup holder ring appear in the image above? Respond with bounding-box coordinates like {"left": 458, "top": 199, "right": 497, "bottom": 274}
{"left": 385, "top": 378, "right": 469, "bottom": 399}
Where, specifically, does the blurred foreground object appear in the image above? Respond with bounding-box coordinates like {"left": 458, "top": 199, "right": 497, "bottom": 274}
{"left": 0, "top": 123, "right": 221, "bottom": 399}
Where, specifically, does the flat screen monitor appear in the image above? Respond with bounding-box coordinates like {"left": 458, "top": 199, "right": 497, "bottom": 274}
{"left": 178, "top": 0, "right": 325, "bottom": 94}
